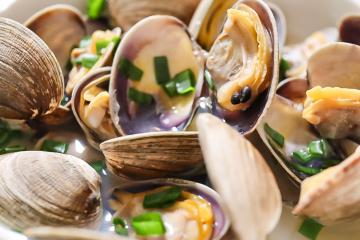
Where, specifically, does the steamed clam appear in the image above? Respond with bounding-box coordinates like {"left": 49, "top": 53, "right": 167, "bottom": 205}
{"left": 0, "top": 151, "right": 102, "bottom": 231}
{"left": 107, "top": 179, "right": 230, "bottom": 239}
{"left": 108, "top": 0, "right": 201, "bottom": 31}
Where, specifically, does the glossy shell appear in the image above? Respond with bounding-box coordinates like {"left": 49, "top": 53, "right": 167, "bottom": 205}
{"left": 108, "top": 0, "right": 201, "bottom": 31}
{"left": 0, "top": 151, "right": 102, "bottom": 231}
{"left": 0, "top": 17, "right": 63, "bottom": 120}
{"left": 100, "top": 131, "right": 203, "bottom": 179}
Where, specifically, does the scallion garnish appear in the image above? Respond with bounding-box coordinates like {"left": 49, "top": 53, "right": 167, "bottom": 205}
{"left": 119, "top": 58, "right": 143, "bottom": 81}
{"left": 205, "top": 70, "right": 216, "bottom": 91}
{"left": 113, "top": 217, "right": 128, "bottom": 236}
{"left": 279, "top": 57, "right": 291, "bottom": 81}
{"left": 40, "top": 140, "right": 69, "bottom": 154}
{"left": 61, "top": 95, "right": 71, "bottom": 106}
{"left": 173, "top": 69, "right": 196, "bottom": 95}
{"left": 143, "top": 186, "right": 182, "bottom": 209}
{"left": 292, "top": 149, "right": 314, "bottom": 163}
{"left": 90, "top": 160, "right": 103, "bottom": 173}
{"left": 87, "top": 0, "right": 106, "bottom": 20}
{"left": 76, "top": 53, "right": 99, "bottom": 69}
{"left": 79, "top": 36, "right": 92, "bottom": 49}
{"left": 298, "top": 218, "right": 323, "bottom": 240}
{"left": 154, "top": 56, "right": 171, "bottom": 85}
{"left": 163, "top": 80, "right": 178, "bottom": 97}
{"left": 264, "top": 123, "right": 285, "bottom": 148}
{"left": 291, "top": 162, "right": 322, "bottom": 175}
{"left": 131, "top": 212, "right": 166, "bottom": 236}
{"left": 0, "top": 145, "right": 26, "bottom": 154}
{"left": 95, "top": 39, "right": 110, "bottom": 54}
{"left": 128, "top": 87, "right": 154, "bottom": 105}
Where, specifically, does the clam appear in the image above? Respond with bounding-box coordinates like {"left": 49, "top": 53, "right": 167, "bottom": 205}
{"left": 100, "top": 132, "right": 203, "bottom": 179}
{"left": 339, "top": 15, "right": 360, "bottom": 45}
{"left": 196, "top": 113, "right": 282, "bottom": 240}
{"left": 293, "top": 146, "right": 360, "bottom": 224}
{"left": 206, "top": 0, "right": 279, "bottom": 134}
{"left": 24, "top": 4, "right": 87, "bottom": 74}
{"left": 25, "top": 227, "right": 132, "bottom": 240}
{"left": 107, "top": 178, "right": 230, "bottom": 239}
{"left": 66, "top": 27, "right": 121, "bottom": 95}
{"left": 108, "top": 0, "right": 201, "bottom": 31}
{"left": 0, "top": 17, "right": 63, "bottom": 120}
{"left": 0, "top": 151, "right": 102, "bottom": 231}
{"left": 304, "top": 42, "right": 360, "bottom": 140}
{"left": 72, "top": 67, "right": 119, "bottom": 149}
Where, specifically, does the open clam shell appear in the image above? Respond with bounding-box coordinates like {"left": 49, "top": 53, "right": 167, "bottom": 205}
{"left": 24, "top": 4, "right": 87, "bottom": 74}
{"left": 0, "top": 17, "right": 63, "bottom": 120}
{"left": 107, "top": 178, "right": 230, "bottom": 239}
{"left": 100, "top": 132, "right": 203, "bottom": 179}
{"left": 205, "top": 0, "right": 279, "bottom": 134}
{"left": 108, "top": 0, "right": 201, "bottom": 31}
{"left": 110, "top": 15, "right": 205, "bottom": 135}
{"left": 0, "top": 151, "right": 102, "bottom": 231}
{"left": 72, "top": 67, "right": 119, "bottom": 149}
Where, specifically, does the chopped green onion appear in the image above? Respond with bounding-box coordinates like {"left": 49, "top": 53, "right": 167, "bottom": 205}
{"left": 79, "top": 36, "right": 92, "bottom": 49}
{"left": 90, "top": 160, "right": 103, "bottom": 173}
{"left": 128, "top": 87, "right": 154, "bottom": 105}
{"left": 76, "top": 53, "right": 99, "bottom": 69}
{"left": 113, "top": 217, "right": 128, "bottom": 236}
{"left": 112, "top": 36, "right": 121, "bottom": 49}
{"left": 61, "top": 95, "right": 71, "bottom": 106}
{"left": 143, "top": 186, "right": 182, "bottom": 209}
{"left": 298, "top": 218, "right": 324, "bottom": 240}
{"left": 163, "top": 80, "right": 178, "bottom": 97}
{"left": 173, "top": 69, "right": 196, "bottom": 95}
{"left": 308, "top": 140, "right": 324, "bottom": 158}
{"left": 264, "top": 123, "right": 285, "bottom": 148}
{"left": 41, "top": 140, "right": 69, "bottom": 154}
{"left": 95, "top": 39, "right": 110, "bottom": 54}
{"left": 292, "top": 162, "right": 322, "bottom": 176}
{"left": 131, "top": 212, "right": 166, "bottom": 236}
{"left": 118, "top": 58, "right": 143, "bottom": 81}
{"left": 154, "top": 56, "right": 171, "bottom": 84}
{"left": 279, "top": 57, "right": 291, "bottom": 81}
{"left": 320, "top": 139, "right": 336, "bottom": 159}
{"left": 292, "top": 149, "right": 314, "bottom": 163}
{"left": 87, "top": 0, "right": 106, "bottom": 20}
{"left": 205, "top": 70, "right": 216, "bottom": 91}
{"left": 0, "top": 145, "right": 26, "bottom": 154}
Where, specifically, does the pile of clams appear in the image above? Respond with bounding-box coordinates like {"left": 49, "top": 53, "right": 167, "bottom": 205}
{"left": 2, "top": 0, "right": 360, "bottom": 239}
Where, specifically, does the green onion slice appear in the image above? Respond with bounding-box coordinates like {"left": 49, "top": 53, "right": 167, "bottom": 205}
{"left": 90, "top": 160, "right": 103, "bottom": 173}
{"left": 0, "top": 145, "right": 26, "bottom": 154}
{"left": 131, "top": 212, "right": 166, "bottom": 236}
{"left": 163, "top": 81, "right": 178, "bottom": 97}
{"left": 264, "top": 123, "right": 285, "bottom": 148}
{"left": 128, "top": 87, "right": 154, "bottom": 105}
{"left": 76, "top": 53, "right": 99, "bottom": 69}
{"left": 298, "top": 218, "right": 324, "bottom": 240}
{"left": 173, "top": 69, "right": 196, "bottom": 95}
{"left": 143, "top": 186, "right": 182, "bottom": 209}
{"left": 95, "top": 39, "right": 110, "bottom": 54}
{"left": 119, "top": 58, "right": 143, "bottom": 81}
{"left": 87, "top": 0, "right": 106, "bottom": 20}
{"left": 113, "top": 217, "right": 128, "bottom": 236}
{"left": 79, "top": 36, "right": 92, "bottom": 49}
{"left": 292, "top": 149, "right": 314, "bottom": 163}
{"left": 292, "top": 162, "right": 322, "bottom": 176}
{"left": 279, "top": 57, "right": 291, "bottom": 81}
{"left": 205, "top": 70, "right": 216, "bottom": 91}
{"left": 41, "top": 140, "right": 69, "bottom": 154}
{"left": 154, "top": 56, "right": 171, "bottom": 85}
{"left": 308, "top": 140, "right": 324, "bottom": 158}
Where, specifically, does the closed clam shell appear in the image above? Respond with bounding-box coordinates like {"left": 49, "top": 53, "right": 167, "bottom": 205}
{"left": 24, "top": 4, "right": 87, "bottom": 73}
{"left": 108, "top": 0, "right": 201, "bottom": 31}
{"left": 0, "top": 151, "right": 102, "bottom": 231}
{"left": 25, "top": 227, "right": 132, "bottom": 240}
{"left": 100, "top": 132, "right": 203, "bottom": 179}
{"left": 0, "top": 18, "right": 63, "bottom": 120}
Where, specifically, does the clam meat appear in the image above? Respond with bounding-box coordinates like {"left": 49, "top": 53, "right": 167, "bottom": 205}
{"left": 108, "top": 179, "right": 229, "bottom": 240}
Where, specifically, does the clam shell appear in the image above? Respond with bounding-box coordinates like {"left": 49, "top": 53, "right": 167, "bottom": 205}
{"left": 0, "top": 17, "right": 63, "bottom": 120}
{"left": 108, "top": 0, "right": 201, "bottom": 31}
{"left": 108, "top": 178, "right": 230, "bottom": 239}
{"left": 293, "top": 146, "right": 360, "bottom": 224}
{"left": 25, "top": 227, "right": 131, "bottom": 240}
{"left": 0, "top": 151, "right": 102, "bottom": 231}
{"left": 24, "top": 4, "right": 87, "bottom": 73}
{"left": 100, "top": 132, "right": 203, "bottom": 179}
{"left": 308, "top": 42, "right": 360, "bottom": 89}
{"left": 196, "top": 113, "right": 282, "bottom": 240}
{"left": 72, "top": 67, "right": 119, "bottom": 150}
